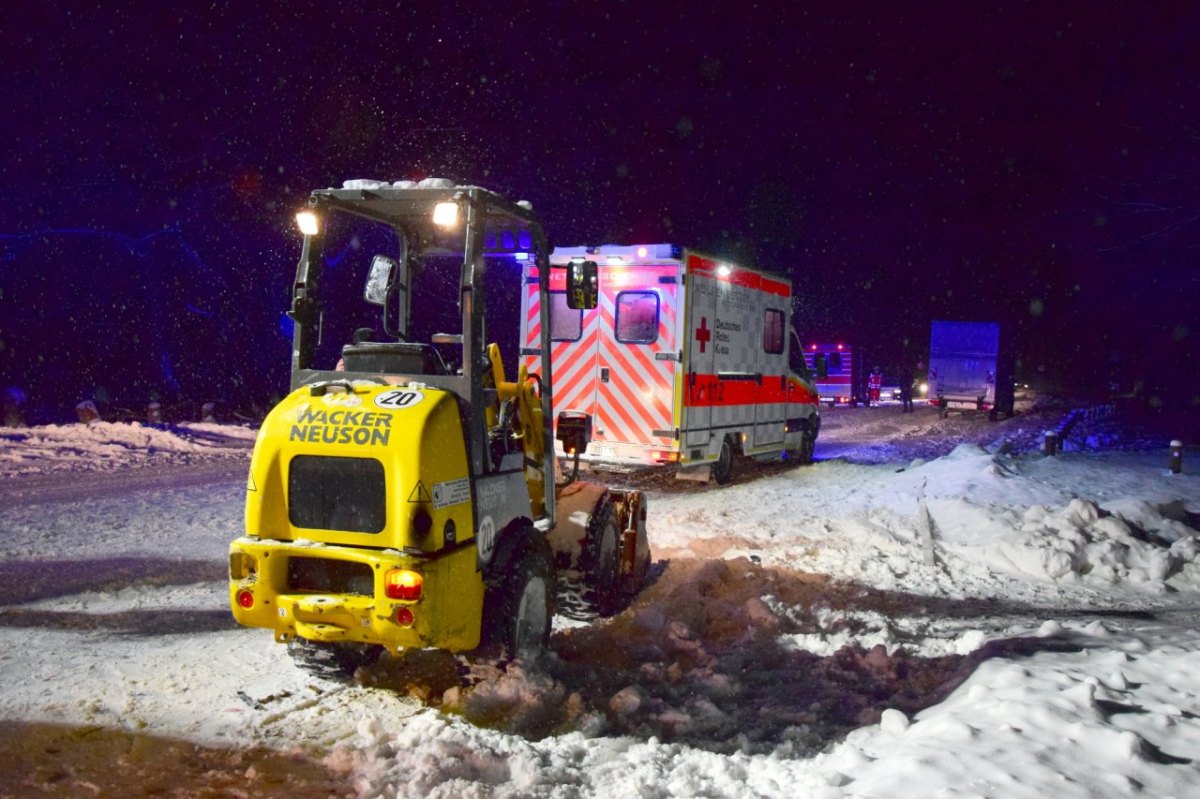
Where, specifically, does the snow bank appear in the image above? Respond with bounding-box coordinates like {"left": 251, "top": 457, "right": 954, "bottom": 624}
{"left": 0, "top": 421, "right": 254, "bottom": 475}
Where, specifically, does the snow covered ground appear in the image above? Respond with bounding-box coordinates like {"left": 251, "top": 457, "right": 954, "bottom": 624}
{"left": 0, "top": 404, "right": 1198, "bottom": 797}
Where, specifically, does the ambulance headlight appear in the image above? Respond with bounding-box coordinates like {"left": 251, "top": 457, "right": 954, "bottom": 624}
{"left": 432, "top": 202, "right": 459, "bottom": 227}
{"left": 296, "top": 210, "right": 320, "bottom": 236}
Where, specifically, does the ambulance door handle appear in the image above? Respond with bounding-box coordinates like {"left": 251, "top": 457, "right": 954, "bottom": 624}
{"left": 600, "top": 367, "right": 610, "bottom": 383}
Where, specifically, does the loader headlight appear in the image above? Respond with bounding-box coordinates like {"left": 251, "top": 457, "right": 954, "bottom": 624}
{"left": 432, "top": 201, "right": 459, "bottom": 227}
{"left": 384, "top": 569, "right": 423, "bottom": 601}
{"left": 296, "top": 210, "right": 320, "bottom": 236}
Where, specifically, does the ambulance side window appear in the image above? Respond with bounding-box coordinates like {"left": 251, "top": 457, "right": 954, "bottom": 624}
{"left": 615, "top": 291, "right": 659, "bottom": 344}
{"left": 763, "top": 309, "right": 785, "bottom": 354}
{"left": 828, "top": 352, "right": 843, "bottom": 372}
{"left": 549, "top": 291, "right": 582, "bottom": 341}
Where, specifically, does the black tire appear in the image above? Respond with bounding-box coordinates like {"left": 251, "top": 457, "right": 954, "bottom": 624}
{"left": 580, "top": 499, "right": 622, "bottom": 617}
{"left": 482, "top": 533, "right": 555, "bottom": 661}
{"left": 287, "top": 638, "right": 382, "bottom": 682}
{"left": 794, "top": 425, "right": 816, "bottom": 465}
{"left": 713, "top": 436, "right": 735, "bottom": 485}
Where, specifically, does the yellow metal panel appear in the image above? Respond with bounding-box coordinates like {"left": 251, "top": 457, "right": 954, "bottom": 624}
{"left": 229, "top": 538, "right": 485, "bottom": 652}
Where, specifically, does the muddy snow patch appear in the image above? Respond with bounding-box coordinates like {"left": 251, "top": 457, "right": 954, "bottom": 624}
{"left": 357, "top": 560, "right": 1049, "bottom": 756}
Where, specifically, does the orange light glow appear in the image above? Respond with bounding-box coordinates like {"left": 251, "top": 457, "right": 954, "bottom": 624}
{"left": 384, "top": 569, "right": 423, "bottom": 601}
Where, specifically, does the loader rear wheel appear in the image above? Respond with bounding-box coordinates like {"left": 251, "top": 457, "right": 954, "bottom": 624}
{"left": 482, "top": 533, "right": 555, "bottom": 661}
{"left": 287, "top": 638, "right": 382, "bottom": 682}
{"left": 713, "top": 436, "right": 735, "bottom": 485}
{"left": 581, "top": 499, "right": 622, "bottom": 617}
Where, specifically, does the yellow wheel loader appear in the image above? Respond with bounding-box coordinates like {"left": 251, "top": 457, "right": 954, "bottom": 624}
{"left": 229, "top": 179, "right": 651, "bottom": 677}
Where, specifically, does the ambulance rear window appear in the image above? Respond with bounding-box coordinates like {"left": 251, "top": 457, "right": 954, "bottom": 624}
{"left": 549, "top": 291, "right": 582, "bottom": 341}
{"left": 764, "top": 309, "right": 785, "bottom": 354}
{"left": 615, "top": 291, "right": 659, "bottom": 344}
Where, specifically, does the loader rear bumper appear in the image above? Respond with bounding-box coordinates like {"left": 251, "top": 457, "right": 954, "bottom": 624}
{"left": 228, "top": 537, "right": 484, "bottom": 652}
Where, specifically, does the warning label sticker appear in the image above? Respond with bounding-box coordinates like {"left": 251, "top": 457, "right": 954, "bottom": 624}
{"left": 432, "top": 478, "right": 471, "bottom": 510}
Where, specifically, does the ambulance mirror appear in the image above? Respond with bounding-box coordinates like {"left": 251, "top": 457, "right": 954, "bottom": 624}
{"left": 566, "top": 260, "right": 598, "bottom": 310}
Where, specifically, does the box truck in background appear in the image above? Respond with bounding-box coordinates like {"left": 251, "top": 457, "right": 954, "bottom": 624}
{"left": 927, "top": 321, "right": 1014, "bottom": 419}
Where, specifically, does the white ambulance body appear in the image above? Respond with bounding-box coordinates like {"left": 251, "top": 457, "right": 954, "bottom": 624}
{"left": 519, "top": 244, "right": 821, "bottom": 481}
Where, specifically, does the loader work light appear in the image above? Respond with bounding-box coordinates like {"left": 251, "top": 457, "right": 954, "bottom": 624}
{"left": 432, "top": 201, "right": 459, "bottom": 227}
{"left": 385, "top": 569, "right": 423, "bottom": 601}
{"left": 296, "top": 210, "right": 320, "bottom": 236}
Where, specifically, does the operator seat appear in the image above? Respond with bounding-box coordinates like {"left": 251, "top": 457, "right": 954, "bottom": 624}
{"left": 340, "top": 341, "right": 447, "bottom": 375}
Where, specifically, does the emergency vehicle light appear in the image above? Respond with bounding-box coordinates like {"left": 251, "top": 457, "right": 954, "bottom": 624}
{"left": 296, "top": 210, "right": 320, "bottom": 236}
{"left": 607, "top": 255, "right": 625, "bottom": 265}
{"left": 385, "top": 569, "right": 423, "bottom": 601}
{"left": 717, "top": 264, "right": 732, "bottom": 278}
{"left": 637, "top": 246, "right": 649, "bottom": 258}
{"left": 432, "top": 202, "right": 459, "bottom": 227}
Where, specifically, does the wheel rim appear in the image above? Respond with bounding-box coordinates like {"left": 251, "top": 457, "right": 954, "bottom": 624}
{"left": 513, "top": 575, "right": 549, "bottom": 658}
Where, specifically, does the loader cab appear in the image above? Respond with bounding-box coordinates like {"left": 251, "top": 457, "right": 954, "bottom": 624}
{"left": 285, "top": 182, "right": 604, "bottom": 500}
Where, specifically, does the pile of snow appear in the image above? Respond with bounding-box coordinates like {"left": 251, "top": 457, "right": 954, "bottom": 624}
{"left": 1, "top": 409, "right": 1198, "bottom": 796}
{"left": 0, "top": 421, "right": 254, "bottom": 475}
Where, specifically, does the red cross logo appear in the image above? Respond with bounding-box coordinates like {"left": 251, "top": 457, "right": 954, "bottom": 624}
{"left": 695, "top": 317, "right": 711, "bottom": 353}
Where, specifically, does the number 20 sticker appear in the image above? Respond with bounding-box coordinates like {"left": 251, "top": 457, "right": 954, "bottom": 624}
{"left": 374, "top": 388, "right": 425, "bottom": 410}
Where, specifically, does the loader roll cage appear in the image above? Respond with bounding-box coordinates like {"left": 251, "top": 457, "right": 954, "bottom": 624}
{"left": 286, "top": 183, "right": 559, "bottom": 525}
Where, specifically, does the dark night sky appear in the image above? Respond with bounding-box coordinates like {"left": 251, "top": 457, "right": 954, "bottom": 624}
{"left": 2, "top": 2, "right": 1197, "bottom": 421}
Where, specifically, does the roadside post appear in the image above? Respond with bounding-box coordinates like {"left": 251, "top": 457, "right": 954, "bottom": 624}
{"left": 1169, "top": 440, "right": 1183, "bottom": 474}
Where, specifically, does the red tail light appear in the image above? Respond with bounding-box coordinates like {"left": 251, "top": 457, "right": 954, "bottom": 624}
{"left": 394, "top": 607, "right": 415, "bottom": 627}
{"left": 236, "top": 590, "right": 254, "bottom": 608}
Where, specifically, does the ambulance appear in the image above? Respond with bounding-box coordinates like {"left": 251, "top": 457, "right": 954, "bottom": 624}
{"left": 519, "top": 244, "right": 821, "bottom": 483}
{"left": 802, "top": 342, "right": 864, "bottom": 406}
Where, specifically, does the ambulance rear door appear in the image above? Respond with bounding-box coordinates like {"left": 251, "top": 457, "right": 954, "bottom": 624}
{"left": 592, "top": 262, "right": 680, "bottom": 460}
{"left": 520, "top": 265, "right": 601, "bottom": 446}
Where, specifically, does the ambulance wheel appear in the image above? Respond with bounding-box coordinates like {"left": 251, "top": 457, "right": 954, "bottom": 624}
{"left": 794, "top": 427, "right": 816, "bottom": 465}
{"left": 483, "top": 533, "right": 555, "bottom": 661}
{"left": 287, "top": 638, "right": 382, "bottom": 682}
{"left": 713, "top": 436, "right": 736, "bottom": 485}
{"left": 581, "top": 499, "right": 622, "bottom": 617}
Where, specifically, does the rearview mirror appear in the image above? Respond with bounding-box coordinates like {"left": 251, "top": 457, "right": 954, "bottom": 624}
{"left": 566, "top": 260, "right": 598, "bottom": 310}
{"left": 364, "top": 254, "right": 397, "bottom": 306}
{"left": 556, "top": 410, "right": 593, "bottom": 455}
